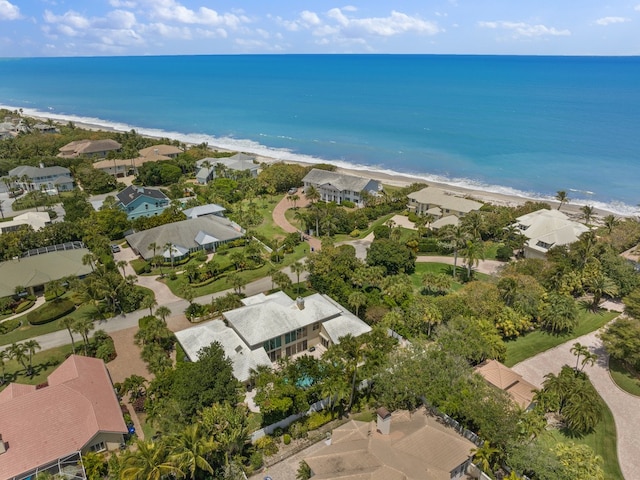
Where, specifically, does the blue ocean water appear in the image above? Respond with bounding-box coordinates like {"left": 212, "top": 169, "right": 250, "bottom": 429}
{"left": 0, "top": 54, "right": 639, "bottom": 214}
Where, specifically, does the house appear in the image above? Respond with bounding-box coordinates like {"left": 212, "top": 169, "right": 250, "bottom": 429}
{"left": 139, "top": 144, "right": 183, "bottom": 159}
{"left": 32, "top": 123, "right": 60, "bottom": 134}
{"left": 407, "top": 187, "right": 483, "bottom": 228}
{"left": 92, "top": 157, "right": 152, "bottom": 178}
{"left": 0, "top": 246, "right": 93, "bottom": 297}
{"left": 195, "top": 153, "right": 260, "bottom": 184}
{"left": 513, "top": 209, "right": 589, "bottom": 259}
{"left": 303, "top": 407, "right": 476, "bottom": 480}
{"left": 125, "top": 215, "right": 244, "bottom": 261}
{"left": 8, "top": 165, "right": 74, "bottom": 193}
{"left": 115, "top": 185, "right": 170, "bottom": 220}
{"left": 302, "top": 168, "right": 380, "bottom": 206}
{"left": 175, "top": 291, "right": 372, "bottom": 383}
{"left": 475, "top": 359, "right": 537, "bottom": 410}
{"left": 0, "top": 355, "right": 128, "bottom": 480}
{"left": 183, "top": 203, "right": 226, "bottom": 219}
{"left": 58, "top": 139, "right": 122, "bottom": 158}
{"left": 0, "top": 211, "right": 51, "bottom": 234}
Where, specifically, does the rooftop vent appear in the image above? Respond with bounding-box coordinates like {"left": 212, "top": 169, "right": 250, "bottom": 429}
{"left": 296, "top": 297, "right": 305, "bottom": 310}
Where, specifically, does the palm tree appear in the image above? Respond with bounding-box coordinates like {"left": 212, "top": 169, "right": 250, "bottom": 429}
{"left": 555, "top": 190, "right": 570, "bottom": 210}
{"left": 8, "top": 343, "right": 28, "bottom": 373}
{"left": 24, "top": 340, "right": 40, "bottom": 375}
{"left": 72, "top": 317, "right": 95, "bottom": 355}
{"left": 472, "top": 441, "right": 499, "bottom": 474}
{"left": 570, "top": 342, "right": 590, "bottom": 371}
{"left": 0, "top": 350, "right": 8, "bottom": 384}
{"left": 82, "top": 253, "right": 97, "bottom": 272}
{"left": 155, "top": 306, "right": 171, "bottom": 324}
{"left": 0, "top": 199, "right": 4, "bottom": 219}
{"left": 348, "top": 291, "right": 367, "bottom": 317}
{"left": 61, "top": 317, "right": 77, "bottom": 354}
{"left": 290, "top": 261, "right": 305, "bottom": 294}
{"left": 141, "top": 296, "right": 158, "bottom": 316}
{"left": 148, "top": 241, "right": 158, "bottom": 259}
{"left": 581, "top": 204, "right": 595, "bottom": 225}
{"left": 439, "top": 224, "right": 469, "bottom": 278}
{"left": 460, "top": 238, "right": 485, "bottom": 279}
{"left": 166, "top": 424, "right": 217, "bottom": 480}
{"left": 120, "top": 440, "right": 178, "bottom": 480}
{"left": 116, "top": 260, "right": 128, "bottom": 277}
{"left": 584, "top": 271, "right": 618, "bottom": 310}
{"left": 602, "top": 214, "right": 619, "bottom": 234}
{"left": 163, "top": 242, "right": 175, "bottom": 268}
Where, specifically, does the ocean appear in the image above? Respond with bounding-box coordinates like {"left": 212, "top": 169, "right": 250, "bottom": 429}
{"left": 0, "top": 54, "right": 638, "bottom": 215}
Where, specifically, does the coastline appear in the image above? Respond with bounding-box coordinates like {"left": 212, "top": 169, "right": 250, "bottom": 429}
{"left": 9, "top": 104, "right": 628, "bottom": 220}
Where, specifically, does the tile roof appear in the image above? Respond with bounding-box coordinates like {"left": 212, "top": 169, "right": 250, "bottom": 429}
{"left": 303, "top": 168, "right": 377, "bottom": 193}
{"left": 0, "top": 355, "right": 127, "bottom": 479}
{"left": 139, "top": 144, "right": 183, "bottom": 158}
{"left": 305, "top": 408, "right": 475, "bottom": 479}
{"left": 475, "top": 359, "right": 537, "bottom": 409}
{"left": 58, "top": 139, "right": 121, "bottom": 157}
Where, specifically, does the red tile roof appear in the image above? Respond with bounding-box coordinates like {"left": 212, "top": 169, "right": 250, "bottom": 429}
{"left": 0, "top": 355, "right": 127, "bottom": 479}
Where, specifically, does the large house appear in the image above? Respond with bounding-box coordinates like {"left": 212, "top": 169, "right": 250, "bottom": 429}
{"left": 0, "top": 246, "right": 93, "bottom": 297}
{"left": 304, "top": 407, "right": 476, "bottom": 480}
{"left": 407, "top": 187, "right": 483, "bottom": 228}
{"left": 302, "top": 169, "right": 380, "bottom": 206}
{"left": 176, "top": 291, "right": 372, "bottom": 383}
{"left": 115, "top": 185, "right": 170, "bottom": 220}
{"left": 475, "top": 359, "right": 537, "bottom": 410}
{"left": 139, "top": 144, "right": 183, "bottom": 159}
{"left": 195, "top": 153, "right": 260, "bottom": 184}
{"left": 0, "top": 211, "right": 51, "bottom": 234}
{"left": 92, "top": 157, "right": 152, "bottom": 178}
{"left": 8, "top": 165, "right": 74, "bottom": 193}
{"left": 514, "top": 209, "right": 589, "bottom": 259}
{"left": 125, "top": 215, "right": 244, "bottom": 261}
{"left": 58, "top": 139, "right": 122, "bottom": 158}
{"left": 0, "top": 355, "right": 128, "bottom": 480}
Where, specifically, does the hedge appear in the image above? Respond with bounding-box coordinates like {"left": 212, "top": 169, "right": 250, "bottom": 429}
{"left": 27, "top": 299, "right": 75, "bottom": 325}
{"left": 14, "top": 299, "right": 35, "bottom": 314}
{"left": 0, "top": 319, "right": 21, "bottom": 335}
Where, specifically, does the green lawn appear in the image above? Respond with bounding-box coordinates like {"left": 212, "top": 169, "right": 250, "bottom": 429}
{"left": 540, "top": 396, "right": 623, "bottom": 480}
{"left": 608, "top": 358, "right": 640, "bottom": 396}
{"left": 411, "top": 261, "right": 490, "bottom": 292}
{"left": 0, "top": 344, "right": 74, "bottom": 389}
{"left": 504, "top": 310, "right": 619, "bottom": 367}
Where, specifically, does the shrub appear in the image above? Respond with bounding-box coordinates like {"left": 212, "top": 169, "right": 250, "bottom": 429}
{"left": 26, "top": 299, "right": 75, "bottom": 325}
{"left": 0, "top": 319, "right": 21, "bottom": 335}
{"left": 138, "top": 315, "right": 156, "bottom": 329}
{"left": 341, "top": 200, "right": 355, "bottom": 208}
{"left": 496, "top": 244, "right": 513, "bottom": 261}
{"left": 131, "top": 259, "right": 150, "bottom": 275}
{"left": 255, "top": 436, "right": 278, "bottom": 456}
{"left": 169, "top": 272, "right": 178, "bottom": 280}
{"left": 14, "top": 299, "right": 34, "bottom": 314}
{"left": 289, "top": 421, "right": 308, "bottom": 440}
{"left": 407, "top": 212, "right": 419, "bottom": 223}
{"left": 306, "top": 411, "right": 332, "bottom": 430}
{"left": 349, "top": 229, "right": 360, "bottom": 238}
{"left": 95, "top": 340, "right": 116, "bottom": 362}
{"left": 195, "top": 251, "right": 208, "bottom": 262}
{"left": 283, "top": 433, "right": 291, "bottom": 445}
{"left": 249, "top": 451, "right": 263, "bottom": 470}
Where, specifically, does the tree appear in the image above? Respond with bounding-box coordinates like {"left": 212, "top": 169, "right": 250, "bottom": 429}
{"left": 72, "top": 317, "right": 95, "bottom": 355}
{"left": 8, "top": 343, "right": 28, "bottom": 373}
{"left": 290, "top": 261, "right": 306, "bottom": 294}
{"left": 141, "top": 295, "right": 158, "bottom": 316}
{"left": 0, "top": 350, "right": 8, "bottom": 384}
{"left": 120, "top": 440, "right": 178, "bottom": 480}
{"left": 584, "top": 271, "right": 618, "bottom": 310}
{"left": 541, "top": 293, "right": 579, "bottom": 333}
{"left": 438, "top": 224, "right": 469, "bottom": 278}
{"left": 227, "top": 272, "right": 247, "bottom": 295}
{"left": 569, "top": 342, "right": 598, "bottom": 372}
{"left": 581, "top": 204, "right": 595, "bottom": 225}
{"left": 555, "top": 190, "right": 570, "bottom": 210}
{"left": 296, "top": 460, "right": 312, "bottom": 480}
{"left": 200, "top": 403, "right": 250, "bottom": 465}
{"left": 599, "top": 317, "right": 640, "bottom": 371}
{"left": 366, "top": 238, "right": 416, "bottom": 275}
{"left": 82, "top": 451, "right": 107, "bottom": 480}
{"left": 164, "top": 242, "right": 175, "bottom": 268}
{"left": 554, "top": 442, "right": 604, "bottom": 480}
{"left": 156, "top": 305, "right": 171, "bottom": 324}
{"left": 472, "top": 441, "right": 500, "bottom": 474}
{"left": 602, "top": 214, "right": 619, "bottom": 234}
{"left": 24, "top": 339, "right": 40, "bottom": 375}
{"left": 460, "top": 238, "right": 485, "bottom": 279}
{"left": 348, "top": 291, "right": 367, "bottom": 317}
{"left": 166, "top": 424, "right": 217, "bottom": 480}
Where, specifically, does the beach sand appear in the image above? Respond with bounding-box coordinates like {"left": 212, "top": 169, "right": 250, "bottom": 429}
{"left": 35, "top": 114, "right": 620, "bottom": 220}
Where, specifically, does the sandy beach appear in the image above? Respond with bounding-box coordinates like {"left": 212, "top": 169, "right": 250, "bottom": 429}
{"left": 30, "top": 113, "right": 622, "bottom": 221}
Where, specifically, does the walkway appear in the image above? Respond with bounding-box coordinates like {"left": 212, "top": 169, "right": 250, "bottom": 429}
{"left": 512, "top": 305, "right": 639, "bottom": 480}
{"left": 0, "top": 295, "right": 46, "bottom": 324}
{"left": 272, "top": 194, "right": 322, "bottom": 252}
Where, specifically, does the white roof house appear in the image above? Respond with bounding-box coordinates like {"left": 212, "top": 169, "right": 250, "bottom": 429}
{"left": 407, "top": 187, "right": 483, "bottom": 218}
{"left": 195, "top": 153, "right": 260, "bottom": 184}
{"left": 0, "top": 211, "right": 51, "bottom": 234}
{"left": 302, "top": 169, "right": 380, "bottom": 206}
{"left": 183, "top": 203, "right": 226, "bottom": 219}
{"left": 176, "top": 291, "right": 372, "bottom": 383}
{"left": 514, "top": 209, "right": 589, "bottom": 259}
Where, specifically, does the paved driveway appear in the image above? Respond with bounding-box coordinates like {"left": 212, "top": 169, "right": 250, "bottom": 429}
{"left": 512, "top": 310, "right": 640, "bottom": 480}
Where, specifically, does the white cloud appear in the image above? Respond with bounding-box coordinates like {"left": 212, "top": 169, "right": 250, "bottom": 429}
{"left": 145, "top": 0, "right": 248, "bottom": 28}
{"left": 478, "top": 20, "right": 570, "bottom": 37}
{"left": 109, "top": 0, "right": 136, "bottom": 7}
{"left": 635, "top": 4, "right": 640, "bottom": 11}
{"left": 300, "top": 10, "right": 321, "bottom": 26}
{"left": 105, "top": 10, "right": 137, "bottom": 29}
{"left": 0, "top": 0, "right": 20, "bottom": 21}
{"left": 326, "top": 9, "right": 440, "bottom": 37}
{"left": 595, "top": 16, "right": 630, "bottom": 26}
{"left": 44, "top": 10, "right": 91, "bottom": 29}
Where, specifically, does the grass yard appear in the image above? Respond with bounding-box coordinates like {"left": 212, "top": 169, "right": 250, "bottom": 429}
{"left": 0, "top": 344, "right": 74, "bottom": 390}
{"left": 504, "top": 310, "right": 619, "bottom": 367}
{"left": 608, "top": 358, "right": 640, "bottom": 396}
{"left": 539, "top": 396, "right": 623, "bottom": 480}
{"left": 0, "top": 303, "right": 101, "bottom": 346}
{"left": 411, "top": 261, "right": 490, "bottom": 292}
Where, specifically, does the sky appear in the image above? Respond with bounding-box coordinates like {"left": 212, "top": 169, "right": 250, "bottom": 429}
{"left": 1, "top": 0, "right": 639, "bottom": 57}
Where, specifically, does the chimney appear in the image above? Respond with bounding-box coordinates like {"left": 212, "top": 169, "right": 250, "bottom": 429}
{"left": 296, "top": 297, "right": 305, "bottom": 310}
{"left": 39, "top": 162, "right": 45, "bottom": 169}
{"left": 376, "top": 407, "right": 391, "bottom": 435}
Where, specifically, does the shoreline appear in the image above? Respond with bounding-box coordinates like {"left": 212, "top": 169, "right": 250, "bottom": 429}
{"left": 8, "top": 104, "right": 631, "bottom": 219}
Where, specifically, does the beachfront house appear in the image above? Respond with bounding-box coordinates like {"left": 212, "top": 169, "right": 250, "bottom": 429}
{"left": 0, "top": 355, "right": 128, "bottom": 480}
{"left": 115, "top": 185, "right": 170, "bottom": 220}
{"left": 513, "top": 209, "right": 589, "bottom": 259}
{"left": 8, "top": 165, "right": 74, "bottom": 194}
{"left": 407, "top": 187, "right": 483, "bottom": 228}
{"left": 58, "top": 139, "right": 122, "bottom": 158}
{"left": 139, "top": 144, "right": 183, "bottom": 159}
{"left": 302, "top": 168, "right": 380, "bottom": 206}
{"left": 195, "top": 153, "right": 260, "bottom": 184}
{"left": 175, "top": 291, "right": 372, "bottom": 384}
{"left": 92, "top": 156, "right": 152, "bottom": 178}
{"left": 125, "top": 215, "right": 244, "bottom": 261}
{"left": 303, "top": 407, "right": 476, "bottom": 480}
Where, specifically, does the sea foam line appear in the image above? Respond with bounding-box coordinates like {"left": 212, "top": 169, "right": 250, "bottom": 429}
{"left": 2, "top": 104, "right": 638, "bottom": 217}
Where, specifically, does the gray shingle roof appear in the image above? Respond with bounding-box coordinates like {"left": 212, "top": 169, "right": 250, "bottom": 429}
{"left": 302, "top": 168, "right": 376, "bottom": 193}
{"left": 125, "top": 216, "right": 243, "bottom": 259}
{"left": 116, "top": 185, "right": 168, "bottom": 206}
{"left": 9, "top": 165, "right": 70, "bottom": 178}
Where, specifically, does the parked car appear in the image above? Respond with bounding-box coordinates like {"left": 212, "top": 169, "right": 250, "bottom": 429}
{"left": 288, "top": 187, "right": 298, "bottom": 195}
{"left": 110, "top": 244, "right": 121, "bottom": 253}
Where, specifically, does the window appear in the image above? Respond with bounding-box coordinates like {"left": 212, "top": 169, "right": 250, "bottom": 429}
{"left": 145, "top": 204, "right": 149, "bottom": 209}
{"left": 312, "top": 322, "right": 320, "bottom": 331}
{"left": 90, "top": 441, "right": 106, "bottom": 452}
{"left": 263, "top": 337, "right": 282, "bottom": 352}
